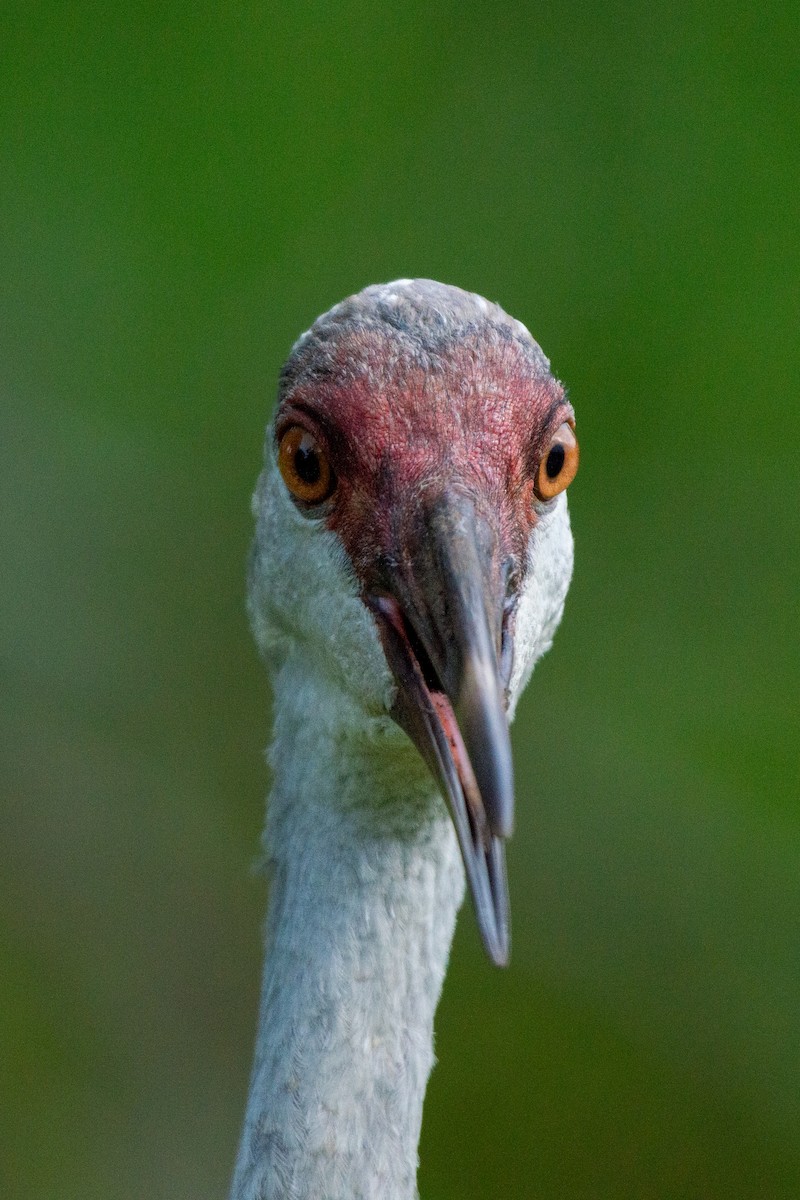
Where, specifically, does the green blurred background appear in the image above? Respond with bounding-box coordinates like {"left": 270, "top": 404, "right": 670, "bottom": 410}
{"left": 2, "top": 2, "right": 798, "bottom": 1197}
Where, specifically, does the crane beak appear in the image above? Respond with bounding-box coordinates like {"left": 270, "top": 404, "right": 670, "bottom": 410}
{"left": 366, "top": 493, "right": 516, "bottom": 966}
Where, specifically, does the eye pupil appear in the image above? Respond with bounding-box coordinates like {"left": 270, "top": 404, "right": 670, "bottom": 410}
{"left": 294, "top": 445, "right": 321, "bottom": 485}
{"left": 545, "top": 444, "right": 565, "bottom": 479}
{"left": 533, "top": 421, "right": 579, "bottom": 502}
{"left": 277, "top": 424, "right": 336, "bottom": 508}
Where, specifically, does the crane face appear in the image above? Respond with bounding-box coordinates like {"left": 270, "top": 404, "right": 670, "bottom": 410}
{"left": 249, "top": 279, "right": 577, "bottom": 963}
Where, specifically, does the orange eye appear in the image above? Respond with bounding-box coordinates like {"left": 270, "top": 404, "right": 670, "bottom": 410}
{"left": 534, "top": 422, "right": 579, "bottom": 501}
{"left": 277, "top": 425, "right": 335, "bottom": 505}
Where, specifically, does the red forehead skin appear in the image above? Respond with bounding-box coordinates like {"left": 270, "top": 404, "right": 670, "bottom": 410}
{"left": 275, "top": 325, "right": 572, "bottom": 583}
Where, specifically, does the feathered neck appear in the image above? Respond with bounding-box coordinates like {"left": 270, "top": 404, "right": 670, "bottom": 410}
{"left": 229, "top": 664, "right": 466, "bottom": 1200}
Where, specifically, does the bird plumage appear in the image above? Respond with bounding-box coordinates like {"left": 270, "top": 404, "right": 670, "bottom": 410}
{"left": 231, "top": 279, "right": 576, "bottom": 1199}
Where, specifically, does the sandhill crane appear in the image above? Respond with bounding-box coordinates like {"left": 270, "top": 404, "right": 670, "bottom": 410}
{"left": 230, "top": 279, "right": 578, "bottom": 1200}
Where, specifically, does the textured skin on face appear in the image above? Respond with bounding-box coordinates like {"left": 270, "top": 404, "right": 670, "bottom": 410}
{"left": 274, "top": 279, "right": 572, "bottom": 585}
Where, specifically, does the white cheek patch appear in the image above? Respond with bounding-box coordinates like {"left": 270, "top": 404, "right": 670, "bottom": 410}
{"left": 249, "top": 462, "right": 396, "bottom": 716}
{"left": 507, "top": 496, "right": 574, "bottom": 720}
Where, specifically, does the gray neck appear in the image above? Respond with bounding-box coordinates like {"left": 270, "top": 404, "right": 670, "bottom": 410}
{"left": 230, "top": 673, "right": 465, "bottom": 1200}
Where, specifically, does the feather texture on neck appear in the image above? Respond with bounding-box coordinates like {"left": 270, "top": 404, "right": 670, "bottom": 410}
{"left": 229, "top": 668, "right": 465, "bottom": 1200}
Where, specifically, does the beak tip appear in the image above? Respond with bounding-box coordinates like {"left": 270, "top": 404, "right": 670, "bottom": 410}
{"left": 491, "top": 944, "right": 510, "bottom": 969}
{"left": 486, "top": 922, "right": 511, "bottom": 967}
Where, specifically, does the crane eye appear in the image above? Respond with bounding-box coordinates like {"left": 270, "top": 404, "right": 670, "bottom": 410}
{"left": 534, "top": 422, "right": 579, "bottom": 501}
{"left": 277, "top": 425, "right": 335, "bottom": 505}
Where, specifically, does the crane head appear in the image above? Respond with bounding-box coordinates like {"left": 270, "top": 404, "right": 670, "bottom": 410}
{"left": 249, "top": 280, "right": 577, "bottom": 966}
